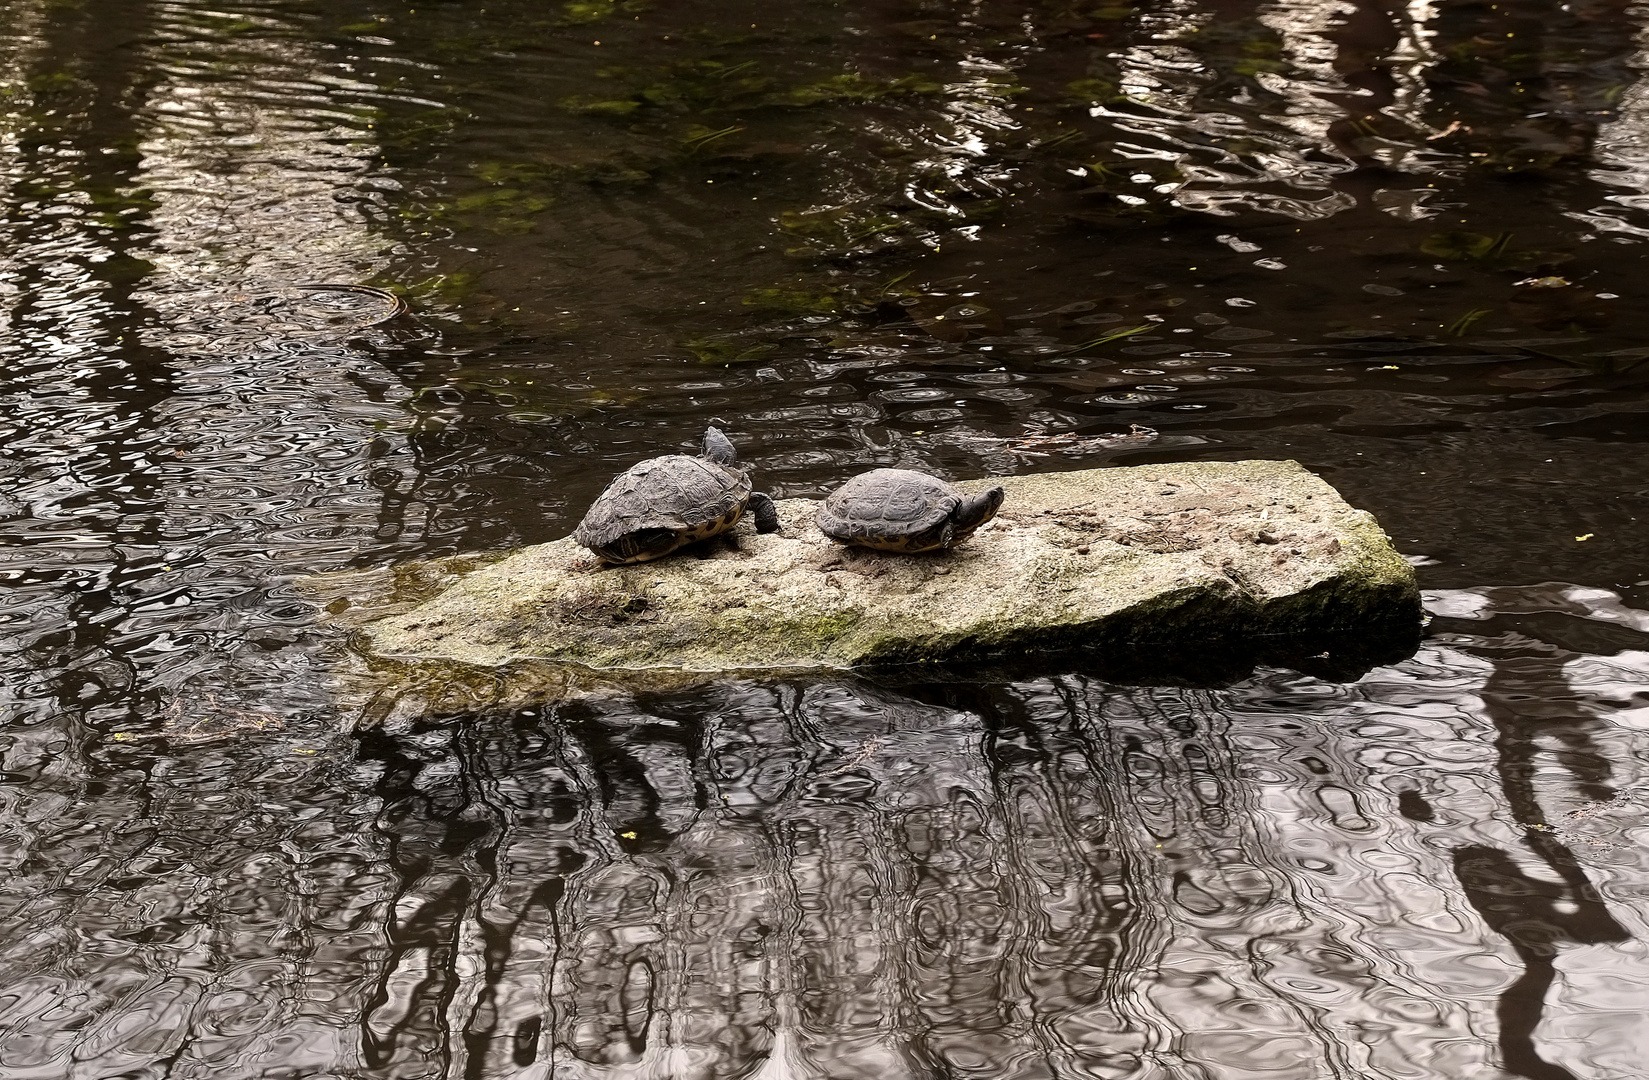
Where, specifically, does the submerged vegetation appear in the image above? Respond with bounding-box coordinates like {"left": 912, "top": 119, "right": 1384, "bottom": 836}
{"left": 292, "top": 0, "right": 1649, "bottom": 405}
{"left": 563, "top": 63, "right": 946, "bottom": 118}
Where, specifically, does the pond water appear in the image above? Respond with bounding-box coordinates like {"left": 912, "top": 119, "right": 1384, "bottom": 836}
{"left": 2, "top": 0, "right": 1649, "bottom": 1076}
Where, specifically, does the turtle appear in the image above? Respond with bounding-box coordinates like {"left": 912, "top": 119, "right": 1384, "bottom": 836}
{"left": 815, "top": 468, "right": 1005, "bottom": 553}
{"left": 573, "top": 427, "right": 781, "bottom": 565}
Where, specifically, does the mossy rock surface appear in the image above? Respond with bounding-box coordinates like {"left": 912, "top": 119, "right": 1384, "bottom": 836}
{"left": 325, "top": 461, "right": 1420, "bottom": 676}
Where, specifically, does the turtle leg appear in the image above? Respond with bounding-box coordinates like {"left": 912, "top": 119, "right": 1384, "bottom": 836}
{"left": 748, "top": 491, "right": 781, "bottom": 533}
{"left": 950, "top": 486, "right": 1006, "bottom": 539}
{"left": 598, "top": 528, "right": 683, "bottom": 564}
{"left": 900, "top": 499, "right": 959, "bottom": 552}
{"left": 702, "top": 426, "right": 738, "bottom": 466}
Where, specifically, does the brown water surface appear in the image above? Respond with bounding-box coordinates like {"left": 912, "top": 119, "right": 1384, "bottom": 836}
{"left": 2, "top": 0, "right": 1648, "bottom": 1076}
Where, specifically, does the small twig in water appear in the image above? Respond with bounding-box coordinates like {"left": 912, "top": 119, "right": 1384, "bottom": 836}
{"left": 159, "top": 693, "right": 284, "bottom": 742}
{"left": 1065, "top": 324, "right": 1155, "bottom": 352}
{"left": 831, "top": 736, "right": 884, "bottom": 774}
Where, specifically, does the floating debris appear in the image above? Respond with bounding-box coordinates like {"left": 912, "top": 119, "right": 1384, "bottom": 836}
{"left": 154, "top": 693, "right": 286, "bottom": 743}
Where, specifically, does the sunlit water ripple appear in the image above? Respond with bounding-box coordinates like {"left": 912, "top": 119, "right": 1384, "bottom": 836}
{"left": 2, "top": 0, "right": 1649, "bottom": 1076}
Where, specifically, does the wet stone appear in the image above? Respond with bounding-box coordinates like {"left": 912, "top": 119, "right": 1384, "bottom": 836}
{"left": 316, "top": 460, "right": 1420, "bottom": 676}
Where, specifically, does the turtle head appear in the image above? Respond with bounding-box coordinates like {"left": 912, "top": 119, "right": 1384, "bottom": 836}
{"left": 702, "top": 426, "right": 738, "bottom": 466}
{"left": 950, "top": 485, "right": 1005, "bottom": 541}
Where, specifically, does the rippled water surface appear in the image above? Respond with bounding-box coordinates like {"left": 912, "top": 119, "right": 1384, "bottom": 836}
{"left": 3, "top": 0, "right": 1649, "bottom": 1076}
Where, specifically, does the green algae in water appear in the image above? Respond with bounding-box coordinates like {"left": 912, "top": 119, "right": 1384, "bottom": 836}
{"left": 1063, "top": 78, "right": 1126, "bottom": 106}
{"left": 561, "top": 62, "right": 944, "bottom": 120}
{"left": 415, "top": 372, "right": 647, "bottom": 420}
{"left": 1421, "top": 231, "right": 1512, "bottom": 262}
{"left": 680, "top": 124, "right": 744, "bottom": 153}
{"left": 25, "top": 71, "right": 85, "bottom": 96}
{"left": 779, "top": 206, "right": 907, "bottom": 256}
{"left": 741, "top": 287, "right": 839, "bottom": 316}
{"left": 378, "top": 106, "right": 463, "bottom": 150}
{"left": 1420, "top": 231, "right": 1573, "bottom": 273}
{"left": 475, "top": 157, "right": 652, "bottom": 188}
{"left": 768, "top": 72, "right": 945, "bottom": 107}
{"left": 1232, "top": 56, "right": 1289, "bottom": 77}
{"left": 559, "top": 0, "right": 651, "bottom": 25}
{"left": 561, "top": 95, "right": 644, "bottom": 117}
{"left": 405, "top": 188, "right": 553, "bottom": 236}
{"left": 400, "top": 271, "right": 482, "bottom": 311}
{"left": 684, "top": 336, "right": 780, "bottom": 365}
{"left": 453, "top": 189, "right": 552, "bottom": 215}
{"left": 561, "top": 59, "right": 773, "bottom": 117}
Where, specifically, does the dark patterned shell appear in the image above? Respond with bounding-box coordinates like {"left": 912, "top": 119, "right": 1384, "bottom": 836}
{"left": 574, "top": 455, "right": 751, "bottom": 561}
{"left": 816, "top": 468, "right": 958, "bottom": 550}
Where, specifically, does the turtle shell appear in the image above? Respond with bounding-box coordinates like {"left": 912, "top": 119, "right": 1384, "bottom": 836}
{"left": 816, "top": 468, "right": 961, "bottom": 553}
{"left": 574, "top": 454, "right": 751, "bottom": 563}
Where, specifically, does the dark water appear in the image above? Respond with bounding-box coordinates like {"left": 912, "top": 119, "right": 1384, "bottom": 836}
{"left": 3, "top": 0, "right": 1649, "bottom": 1075}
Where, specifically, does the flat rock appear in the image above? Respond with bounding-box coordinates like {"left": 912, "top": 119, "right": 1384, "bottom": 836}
{"left": 336, "top": 460, "right": 1420, "bottom": 675}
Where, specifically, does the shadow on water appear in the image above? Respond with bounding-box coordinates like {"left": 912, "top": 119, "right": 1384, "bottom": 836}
{"left": 3, "top": 0, "right": 1649, "bottom": 1075}
{"left": 1437, "top": 587, "right": 1647, "bottom": 1080}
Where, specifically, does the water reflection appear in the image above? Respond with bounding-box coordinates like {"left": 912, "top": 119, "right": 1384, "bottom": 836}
{"left": 0, "top": 0, "right": 409, "bottom": 737}
{"left": 6, "top": 582, "right": 1646, "bottom": 1077}
{"left": 308, "top": 0, "right": 1649, "bottom": 582}
{"left": 3, "top": 0, "right": 1649, "bottom": 1076}
{"left": 389, "top": 597, "right": 1639, "bottom": 1080}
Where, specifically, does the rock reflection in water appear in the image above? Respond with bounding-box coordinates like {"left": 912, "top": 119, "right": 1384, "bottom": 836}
{"left": 2, "top": 594, "right": 1647, "bottom": 1077}
{"left": 345, "top": 641, "right": 1642, "bottom": 1079}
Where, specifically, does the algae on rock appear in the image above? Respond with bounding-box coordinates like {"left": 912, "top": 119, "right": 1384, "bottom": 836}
{"left": 319, "top": 460, "right": 1420, "bottom": 680}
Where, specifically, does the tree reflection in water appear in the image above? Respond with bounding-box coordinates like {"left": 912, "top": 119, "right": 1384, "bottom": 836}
{"left": 336, "top": 628, "right": 1642, "bottom": 1080}
{"left": 3, "top": 0, "right": 1649, "bottom": 1075}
